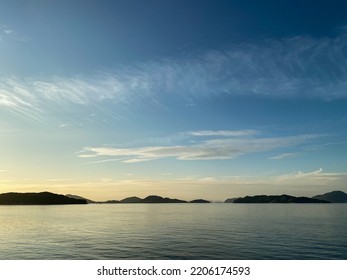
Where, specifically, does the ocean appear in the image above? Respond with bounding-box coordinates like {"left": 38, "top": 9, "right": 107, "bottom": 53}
{"left": 0, "top": 203, "right": 346, "bottom": 259}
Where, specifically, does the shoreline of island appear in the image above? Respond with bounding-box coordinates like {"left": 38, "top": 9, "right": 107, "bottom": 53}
{"left": 0, "top": 190, "right": 346, "bottom": 205}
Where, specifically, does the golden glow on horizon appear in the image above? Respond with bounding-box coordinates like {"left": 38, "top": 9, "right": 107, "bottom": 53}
{"left": 1, "top": 168, "right": 345, "bottom": 201}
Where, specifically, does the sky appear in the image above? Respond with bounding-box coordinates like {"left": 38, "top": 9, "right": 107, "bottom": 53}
{"left": 1, "top": 0, "right": 347, "bottom": 201}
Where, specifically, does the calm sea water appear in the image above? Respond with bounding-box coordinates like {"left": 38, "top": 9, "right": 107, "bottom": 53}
{"left": 0, "top": 204, "right": 346, "bottom": 259}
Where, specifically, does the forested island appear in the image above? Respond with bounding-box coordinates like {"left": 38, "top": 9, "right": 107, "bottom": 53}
{"left": 312, "top": 191, "right": 347, "bottom": 203}
{"left": 0, "top": 192, "right": 87, "bottom": 205}
{"left": 0, "top": 190, "right": 346, "bottom": 205}
{"left": 93, "top": 195, "right": 208, "bottom": 204}
{"left": 225, "top": 191, "right": 347, "bottom": 203}
{"left": 230, "top": 194, "right": 329, "bottom": 203}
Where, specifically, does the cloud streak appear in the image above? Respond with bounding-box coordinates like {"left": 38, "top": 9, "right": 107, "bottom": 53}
{"left": 2, "top": 30, "right": 347, "bottom": 122}
{"left": 79, "top": 132, "right": 318, "bottom": 163}
{"left": 187, "top": 130, "right": 258, "bottom": 137}
{"left": 269, "top": 152, "right": 299, "bottom": 160}
{"left": 276, "top": 168, "right": 347, "bottom": 186}
{"left": 0, "top": 25, "right": 27, "bottom": 42}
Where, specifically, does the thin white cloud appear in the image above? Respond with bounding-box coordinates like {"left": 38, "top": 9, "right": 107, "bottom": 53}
{"left": 0, "top": 25, "right": 26, "bottom": 42}
{"left": 59, "top": 123, "right": 71, "bottom": 128}
{"left": 275, "top": 168, "right": 347, "bottom": 185}
{"left": 269, "top": 152, "right": 299, "bottom": 160}
{"left": 122, "top": 158, "right": 156, "bottom": 163}
{"left": 46, "top": 178, "right": 73, "bottom": 182}
{"left": 79, "top": 133, "right": 318, "bottom": 163}
{"left": 295, "top": 168, "right": 324, "bottom": 178}
{"left": 86, "top": 158, "right": 130, "bottom": 164}
{"left": 187, "top": 130, "right": 258, "bottom": 137}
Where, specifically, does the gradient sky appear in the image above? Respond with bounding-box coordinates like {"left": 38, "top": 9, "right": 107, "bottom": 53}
{"left": 1, "top": 0, "right": 347, "bottom": 201}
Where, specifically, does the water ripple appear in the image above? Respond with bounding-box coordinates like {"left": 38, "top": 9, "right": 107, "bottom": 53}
{"left": 0, "top": 204, "right": 346, "bottom": 259}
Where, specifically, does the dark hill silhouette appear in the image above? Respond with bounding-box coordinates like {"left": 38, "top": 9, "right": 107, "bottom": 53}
{"left": 312, "top": 191, "right": 347, "bottom": 203}
{"left": 142, "top": 195, "right": 187, "bottom": 203}
{"left": 224, "top": 197, "right": 240, "bottom": 203}
{"left": 190, "top": 199, "right": 210, "bottom": 203}
{"left": 233, "top": 194, "right": 330, "bottom": 203}
{"left": 103, "top": 200, "right": 120, "bottom": 203}
{"left": 100, "top": 195, "right": 187, "bottom": 203}
{"left": 0, "top": 192, "right": 87, "bottom": 205}
{"left": 66, "top": 194, "right": 95, "bottom": 203}
{"left": 120, "top": 196, "right": 143, "bottom": 203}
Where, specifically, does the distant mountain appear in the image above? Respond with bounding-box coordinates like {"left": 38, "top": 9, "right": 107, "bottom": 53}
{"left": 190, "top": 199, "right": 210, "bottom": 203}
{"left": 101, "top": 195, "right": 187, "bottom": 203}
{"left": 224, "top": 197, "right": 240, "bottom": 203}
{"left": 120, "top": 196, "right": 143, "bottom": 203}
{"left": 103, "top": 200, "right": 120, "bottom": 203}
{"left": 142, "top": 195, "right": 187, "bottom": 203}
{"left": 0, "top": 192, "right": 87, "bottom": 205}
{"left": 66, "top": 194, "right": 95, "bottom": 204}
{"left": 312, "top": 191, "right": 347, "bottom": 203}
{"left": 233, "top": 194, "right": 330, "bottom": 203}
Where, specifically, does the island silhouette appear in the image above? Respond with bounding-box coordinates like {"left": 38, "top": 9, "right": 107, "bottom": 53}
{"left": 225, "top": 190, "right": 347, "bottom": 203}
{"left": 312, "top": 190, "right": 347, "bottom": 203}
{"left": 0, "top": 192, "right": 87, "bottom": 205}
{"left": 0, "top": 190, "right": 346, "bottom": 205}
{"left": 229, "top": 194, "right": 329, "bottom": 203}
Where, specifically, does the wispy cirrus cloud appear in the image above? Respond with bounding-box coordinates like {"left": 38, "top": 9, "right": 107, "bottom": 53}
{"left": 269, "top": 152, "right": 299, "bottom": 160}
{"left": 58, "top": 123, "right": 71, "bottom": 128}
{"left": 2, "top": 30, "right": 347, "bottom": 123}
{"left": 275, "top": 168, "right": 347, "bottom": 186}
{"left": 79, "top": 131, "right": 318, "bottom": 163}
{"left": 46, "top": 178, "right": 73, "bottom": 182}
{"left": 0, "top": 25, "right": 26, "bottom": 42}
{"left": 187, "top": 130, "right": 258, "bottom": 137}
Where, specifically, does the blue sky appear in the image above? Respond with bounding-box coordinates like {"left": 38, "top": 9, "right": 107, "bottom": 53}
{"left": 1, "top": 0, "right": 347, "bottom": 201}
